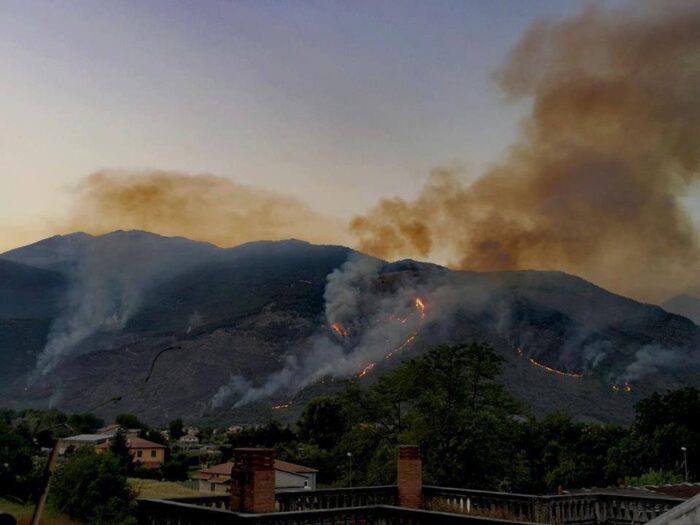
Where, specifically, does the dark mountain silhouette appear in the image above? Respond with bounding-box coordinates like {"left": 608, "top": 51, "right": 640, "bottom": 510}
{"left": 0, "top": 231, "right": 698, "bottom": 425}
{"left": 661, "top": 294, "right": 700, "bottom": 326}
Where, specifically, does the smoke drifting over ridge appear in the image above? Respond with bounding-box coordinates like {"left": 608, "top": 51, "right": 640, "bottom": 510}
{"left": 351, "top": 0, "right": 700, "bottom": 302}
{"left": 211, "top": 254, "right": 440, "bottom": 408}
{"left": 65, "top": 170, "right": 350, "bottom": 248}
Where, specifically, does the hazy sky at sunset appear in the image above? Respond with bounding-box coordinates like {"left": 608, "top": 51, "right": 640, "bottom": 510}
{"left": 2, "top": 0, "right": 699, "bottom": 255}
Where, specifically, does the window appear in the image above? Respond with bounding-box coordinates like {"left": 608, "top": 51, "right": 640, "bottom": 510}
{"left": 210, "top": 483, "right": 215, "bottom": 492}
{"left": 151, "top": 450, "right": 157, "bottom": 458}
{"left": 136, "top": 450, "right": 143, "bottom": 458}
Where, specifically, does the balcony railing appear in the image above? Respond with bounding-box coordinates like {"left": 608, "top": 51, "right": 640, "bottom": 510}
{"left": 423, "top": 486, "right": 683, "bottom": 524}
{"left": 275, "top": 485, "right": 397, "bottom": 511}
{"left": 138, "top": 486, "right": 684, "bottom": 525}
{"left": 138, "top": 500, "right": 539, "bottom": 525}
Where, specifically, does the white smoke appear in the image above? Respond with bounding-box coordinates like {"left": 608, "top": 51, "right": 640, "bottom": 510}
{"left": 211, "top": 254, "right": 438, "bottom": 408}
{"left": 33, "top": 231, "right": 216, "bottom": 378}
{"left": 618, "top": 344, "right": 694, "bottom": 383}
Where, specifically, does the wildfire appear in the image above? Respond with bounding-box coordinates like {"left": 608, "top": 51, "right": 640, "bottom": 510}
{"left": 526, "top": 357, "right": 584, "bottom": 378}
{"left": 516, "top": 347, "right": 632, "bottom": 393}
{"left": 612, "top": 383, "right": 632, "bottom": 393}
{"left": 357, "top": 362, "right": 376, "bottom": 378}
{"left": 356, "top": 296, "right": 427, "bottom": 377}
{"left": 331, "top": 322, "right": 348, "bottom": 338}
{"left": 271, "top": 400, "right": 293, "bottom": 411}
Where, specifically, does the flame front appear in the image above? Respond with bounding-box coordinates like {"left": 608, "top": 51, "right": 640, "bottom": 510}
{"left": 515, "top": 346, "right": 632, "bottom": 393}
{"left": 356, "top": 296, "right": 427, "bottom": 378}
{"left": 612, "top": 383, "right": 632, "bottom": 393}
{"left": 357, "top": 362, "right": 376, "bottom": 378}
{"left": 331, "top": 322, "right": 348, "bottom": 338}
{"left": 271, "top": 400, "right": 293, "bottom": 411}
{"left": 527, "top": 357, "right": 584, "bottom": 378}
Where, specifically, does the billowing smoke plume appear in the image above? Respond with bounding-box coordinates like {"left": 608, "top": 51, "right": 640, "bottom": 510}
{"left": 351, "top": 0, "right": 700, "bottom": 303}
{"left": 34, "top": 231, "right": 215, "bottom": 377}
{"left": 618, "top": 344, "right": 695, "bottom": 383}
{"left": 210, "top": 254, "right": 437, "bottom": 408}
{"left": 65, "top": 170, "right": 350, "bottom": 248}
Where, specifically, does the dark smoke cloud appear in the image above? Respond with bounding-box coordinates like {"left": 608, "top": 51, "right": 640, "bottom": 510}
{"left": 351, "top": 0, "right": 700, "bottom": 303}
{"left": 65, "top": 170, "right": 350, "bottom": 248}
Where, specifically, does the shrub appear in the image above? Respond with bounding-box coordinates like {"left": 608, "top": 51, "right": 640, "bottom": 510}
{"left": 49, "top": 448, "right": 136, "bottom": 525}
{"left": 624, "top": 469, "right": 684, "bottom": 487}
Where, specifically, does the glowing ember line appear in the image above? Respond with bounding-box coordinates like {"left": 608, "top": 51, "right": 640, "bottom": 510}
{"left": 331, "top": 322, "right": 348, "bottom": 338}
{"left": 357, "top": 362, "right": 376, "bottom": 378}
{"left": 271, "top": 400, "right": 293, "bottom": 411}
{"left": 356, "top": 296, "right": 427, "bottom": 377}
{"left": 612, "top": 383, "right": 632, "bottom": 393}
{"left": 527, "top": 357, "right": 584, "bottom": 378}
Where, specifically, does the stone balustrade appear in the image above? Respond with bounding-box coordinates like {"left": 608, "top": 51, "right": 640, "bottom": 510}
{"left": 423, "top": 486, "right": 683, "bottom": 524}
{"left": 275, "top": 485, "right": 397, "bottom": 511}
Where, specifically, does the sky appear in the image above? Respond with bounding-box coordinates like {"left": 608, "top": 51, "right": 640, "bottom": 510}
{"left": 0, "top": 0, "right": 625, "bottom": 250}
{"left": 3, "top": 0, "right": 700, "bottom": 305}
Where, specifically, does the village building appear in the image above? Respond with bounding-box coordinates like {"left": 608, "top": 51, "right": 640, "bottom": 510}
{"left": 56, "top": 433, "right": 114, "bottom": 455}
{"left": 195, "top": 459, "right": 318, "bottom": 494}
{"left": 96, "top": 436, "right": 166, "bottom": 469}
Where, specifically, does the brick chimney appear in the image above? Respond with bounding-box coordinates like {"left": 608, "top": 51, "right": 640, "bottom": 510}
{"left": 397, "top": 445, "right": 422, "bottom": 508}
{"left": 229, "top": 448, "right": 276, "bottom": 513}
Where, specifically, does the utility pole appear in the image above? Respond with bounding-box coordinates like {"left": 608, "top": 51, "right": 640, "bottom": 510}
{"left": 347, "top": 452, "right": 353, "bottom": 487}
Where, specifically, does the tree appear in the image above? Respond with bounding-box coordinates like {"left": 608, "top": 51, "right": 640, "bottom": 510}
{"left": 66, "top": 412, "right": 103, "bottom": 434}
{"left": 110, "top": 428, "right": 133, "bottom": 473}
{"left": 631, "top": 387, "right": 699, "bottom": 479}
{"left": 168, "top": 418, "right": 185, "bottom": 441}
{"left": 0, "top": 422, "right": 37, "bottom": 501}
{"left": 342, "top": 343, "right": 524, "bottom": 488}
{"left": 298, "top": 397, "right": 349, "bottom": 450}
{"left": 115, "top": 413, "right": 145, "bottom": 430}
{"left": 49, "top": 448, "right": 136, "bottom": 524}
{"left": 161, "top": 453, "right": 189, "bottom": 481}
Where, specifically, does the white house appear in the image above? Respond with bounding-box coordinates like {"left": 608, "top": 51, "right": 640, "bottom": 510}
{"left": 195, "top": 460, "right": 318, "bottom": 494}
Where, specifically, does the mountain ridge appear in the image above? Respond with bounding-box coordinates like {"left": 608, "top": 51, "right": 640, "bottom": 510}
{"left": 0, "top": 231, "right": 698, "bottom": 425}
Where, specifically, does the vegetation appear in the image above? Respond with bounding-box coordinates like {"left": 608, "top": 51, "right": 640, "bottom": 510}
{"left": 127, "top": 478, "right": 200, "bottom": 499}
{"left": 49, "top": 448, "right": 136, "bottom": 524}
{"left": 225, "top": 344, "right": 699, "bottom": 491}
{"left": 0, "top": 342, "right": 697, "bottom": 523}
{"left": 168, "top": 418, "right": 185, "bottom": 440}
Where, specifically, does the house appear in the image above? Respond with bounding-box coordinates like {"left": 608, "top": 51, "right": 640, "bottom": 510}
{"left": 57, "top": 433, "right": 114, "bottom": 455}
{"left": 96, "top": 436, "right": 166, "bottom": 469}
{"left": 96, "top": 424, "right": 141, "bottom": 437}
{"left": 178, "top": 433, "right": 200, "bottom": 445}
{"left": 195, "top": 460, "right": 318, "bottom": 494}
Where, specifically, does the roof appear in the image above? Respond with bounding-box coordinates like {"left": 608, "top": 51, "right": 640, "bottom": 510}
{"left": 62, "top": 434, "right": 113, "bottom": 442}
{"left": 199, "top": 462, "right": 234, "bottom": 476}
{"left": 127, "top": 437, "right": 166, "bottom": 449}
{"left": 274, "top": 460, "right": 318, "bottom": 474}
{"left": 568, "top": 483, "right": 700, "bottom": 500}
{"left": 197, "top": 459, "right": 317, "bottom": 479}
{"left": 96, "top": 436, "right": 166, "bottom": 450}
{"left": 649, "top": 484, "right": 700, "bottom": 499}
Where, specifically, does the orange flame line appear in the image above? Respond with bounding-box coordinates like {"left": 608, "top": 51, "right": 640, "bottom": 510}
{"left": 356, "top": 296, "right": 427, "bottom": 378}
{"left": 331, "top": 322, "right": 348, "bottom": 338}
{"left": 527, "top": 357, "right": 584, "bottom": 378}
{"left": 612, "top": 383, "right": 632, "bottom": 393}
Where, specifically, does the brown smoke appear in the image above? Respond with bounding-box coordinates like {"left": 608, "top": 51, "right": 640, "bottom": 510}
{"left": 351, "top": 0, "right": 700, "bottom": 302}
{"left": 65, "top": 170, "right": 350, "bottom": 248}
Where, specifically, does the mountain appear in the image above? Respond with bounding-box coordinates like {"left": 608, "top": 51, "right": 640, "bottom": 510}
{"left": 0, "top": 231, "right": 698, "bottom": 425}
{"left": 661, "top": 294, "right": 700, "bottom": 325}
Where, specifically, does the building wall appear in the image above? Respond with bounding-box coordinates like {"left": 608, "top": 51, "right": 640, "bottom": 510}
{"left": 198, "top": 479, "right": 228, "bottom": 494}
{"left": 133, "top": 447, "right": 165, "bottom": 468}
{"left": 275, "top": 470, "right": 315, "bottom": 490}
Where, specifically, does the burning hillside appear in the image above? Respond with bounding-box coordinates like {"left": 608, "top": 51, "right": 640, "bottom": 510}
{"left": 355, "top": 297, "right": 427, "bottom": 378}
